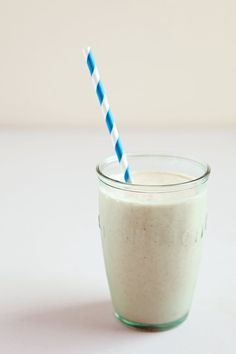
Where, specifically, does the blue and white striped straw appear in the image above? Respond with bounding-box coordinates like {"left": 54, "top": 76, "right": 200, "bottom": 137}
{"left": 83, "top": 47, "right": 132, "bottom": 183}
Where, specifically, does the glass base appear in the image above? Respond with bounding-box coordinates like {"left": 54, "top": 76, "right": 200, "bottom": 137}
{"left": 114, "top": 312, "right": 189, "bottom": 331}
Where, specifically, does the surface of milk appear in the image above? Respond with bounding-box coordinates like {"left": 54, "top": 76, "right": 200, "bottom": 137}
{"left": 99, "top": 171, "right": 207, "bottom": 324}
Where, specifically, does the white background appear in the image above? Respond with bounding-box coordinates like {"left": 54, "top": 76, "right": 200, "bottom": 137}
{"left": 0, "top": 129, "right": 235, "bottom": 353}
{"left": 0, "top": 0, "right": 236, "bottom": 128}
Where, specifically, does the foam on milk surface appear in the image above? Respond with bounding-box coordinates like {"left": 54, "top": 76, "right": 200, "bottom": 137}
{"left": 105, "top": 171, "right": 196, "bottom": 205}
{"left": 132, "top": 171, "right": 191, "bottom": 185}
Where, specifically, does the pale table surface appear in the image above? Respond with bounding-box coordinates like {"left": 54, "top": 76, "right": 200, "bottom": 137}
{"left": 0, "top": 128, "right": 235, "bottom": 354}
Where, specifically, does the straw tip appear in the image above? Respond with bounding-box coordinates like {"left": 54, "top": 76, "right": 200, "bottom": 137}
{"left": 82, "top": 46, "right": 91, "bottom": 58}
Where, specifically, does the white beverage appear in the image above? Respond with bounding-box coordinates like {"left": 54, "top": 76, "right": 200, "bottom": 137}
{"left": 98, "top": 171, "right": 207, "bottom": 327}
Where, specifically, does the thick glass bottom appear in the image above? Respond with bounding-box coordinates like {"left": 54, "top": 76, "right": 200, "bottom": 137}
{"left": 114, "top": 312, "right": 189, "bottom": 331}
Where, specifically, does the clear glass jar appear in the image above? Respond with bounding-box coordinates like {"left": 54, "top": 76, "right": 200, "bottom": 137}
{"left": 97, "top": 154, "right": 210, "bottom": 330}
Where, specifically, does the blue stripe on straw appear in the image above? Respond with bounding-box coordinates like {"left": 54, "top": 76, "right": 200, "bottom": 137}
{"left": 96, "top": 82, "right": 105, "bottom": 104}
{"left": 124, "top": 167, "right": 131, "bottom": 183}
{"left": 105, "top": 110, "right": 114, "bottom": 133}
{"left": 87, "top": 51, "right": 95, "bottom": 75}
{"left": 115, "top": 138, "right": 123, "bottom": 161}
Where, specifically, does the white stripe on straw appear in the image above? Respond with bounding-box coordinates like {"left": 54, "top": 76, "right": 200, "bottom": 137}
{"left": 83, "top": 47, "right": 132, "bottom": 183}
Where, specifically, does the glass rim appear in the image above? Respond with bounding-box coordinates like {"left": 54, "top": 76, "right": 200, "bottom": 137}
{"left": 96, "top": 154, "right": 211, "bottom": 192}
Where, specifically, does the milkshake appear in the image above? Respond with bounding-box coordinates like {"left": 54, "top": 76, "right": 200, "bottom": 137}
{"left": 97, "top": 155, "right": 210, "bottom": 330}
